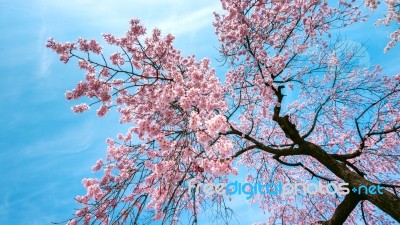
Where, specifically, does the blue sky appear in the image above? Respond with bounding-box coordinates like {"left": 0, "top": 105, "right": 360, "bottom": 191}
{"left": 0, "top": 1, "right": 399, "bottom": 225}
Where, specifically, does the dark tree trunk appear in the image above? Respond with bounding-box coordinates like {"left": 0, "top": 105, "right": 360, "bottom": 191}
{"left": 302, "top": 142, "right": 400, "bottom": 223}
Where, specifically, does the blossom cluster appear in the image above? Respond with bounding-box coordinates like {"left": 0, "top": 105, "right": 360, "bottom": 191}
{"left": 47, "top": 1, "right": 400, "bottom": 224}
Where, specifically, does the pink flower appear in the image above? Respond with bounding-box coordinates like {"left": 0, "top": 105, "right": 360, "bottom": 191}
{"left": 92, "top": 159, "right": 104, "bottom": 172}
{"left": 46, "top": 38, "right": 75, "bottom": 63}
{"left": 72, "top": 103, "right": 90, "bottom": 113}
{"left": 78, "top": 38, "right": 102, "bottom": 54}
{"left": 67, "top": 219, "right": 77, "bottom": 225}
{"left": 110, "top": 52, "right": 125, "bottom": 65}
{"left": 96, "top": 105, "right": 109, "bottom": 117}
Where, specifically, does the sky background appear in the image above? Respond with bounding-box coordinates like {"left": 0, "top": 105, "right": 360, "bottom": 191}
{"left": 0, "top": 0, "right": 399, "bottom": 224}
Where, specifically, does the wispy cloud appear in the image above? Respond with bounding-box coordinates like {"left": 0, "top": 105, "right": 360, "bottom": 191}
{"left": 0, "top": 194, "right": 10, "bottom": 225}
{"left": 37, "top": 25, "right": 52, "bottom": 77}
{"left": 154, "top": 6, "right": 219, "bottom": 36}
{"left": 38, "top": 0, "right": 221, "bottom": 37}
{"left": 22, "top": 120, "right": 94, "bottom": 156}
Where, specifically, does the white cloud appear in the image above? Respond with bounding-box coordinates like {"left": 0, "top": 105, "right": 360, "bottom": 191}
{"left": 154, "top": 6, "right": 218, "bottom": 36}
{"left": 38, "top": 0, "right": 221, "bottom": 37}
{"left": 37, "top": 25, "right": 52, "bottom": 77}
{"left": 0, "top": 194, "right": 10, "bottom": 225}
{"left": 22, "top": 120, "right": 94, "bottom": 156}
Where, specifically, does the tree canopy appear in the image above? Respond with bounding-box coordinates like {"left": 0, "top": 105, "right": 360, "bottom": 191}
{"left": 47, "top": 0, "right": 400, "bottom": 224}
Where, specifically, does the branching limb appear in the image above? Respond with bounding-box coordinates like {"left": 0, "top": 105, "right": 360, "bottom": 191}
{"left": 321, "top": 192, "right": 362, "bottom": 225}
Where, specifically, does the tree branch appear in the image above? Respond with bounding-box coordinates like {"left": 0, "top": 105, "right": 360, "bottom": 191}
{"left": 226, "top": 126, "right": 304, "bottom": 157}
{"left": 330, "top": 150, "right": 361, "bottom": 160}
{"left": 321, "top": 192, "right": 361, "bottom": 225}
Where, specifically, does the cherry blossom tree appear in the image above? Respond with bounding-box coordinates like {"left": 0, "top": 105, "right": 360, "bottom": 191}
{"left": 364, "top": 0, "right": 400, "bottom": 52}
{"left": 47, "top": 0, "right": 400, "bottom": 224}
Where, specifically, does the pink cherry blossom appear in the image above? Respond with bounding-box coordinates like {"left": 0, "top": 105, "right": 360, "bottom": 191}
{"left": 47, "top": 2, "right": 400, "bottom": 224}
{"left": 71, "top": 103, "right": 89, "bottom": 113}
